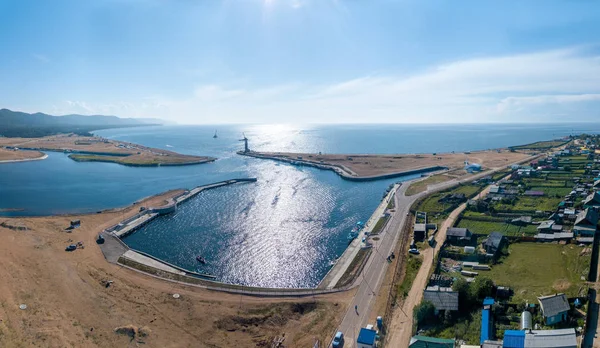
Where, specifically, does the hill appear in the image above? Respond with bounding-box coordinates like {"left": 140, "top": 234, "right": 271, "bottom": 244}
{"left": 0, "top": 109, "right": 165, "bottom": 137}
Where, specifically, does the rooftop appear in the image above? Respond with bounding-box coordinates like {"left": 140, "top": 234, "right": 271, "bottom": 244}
{"left": 446, "top": 227, "right": 471, "bottom": 238}
{"left": 575, "top": 208, "right": 599, "bottom": 227}
{"left": 409, "top": 335, "right": 455, "bottom": 348}
{"left": 357, "top": 328, "right": 377, "bottom": 345}
{"left": 423, "top": 289, "right": 459, "bottom": 311}
{"left": 538, "top": 293, "right": 570, "bottom": 318}
{"left": 524, "top": 328, "right": 577, "bottom": 348}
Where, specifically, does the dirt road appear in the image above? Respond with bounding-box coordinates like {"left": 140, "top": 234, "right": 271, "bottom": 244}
{"left": 385, "top": 186, "right": 491, "bottom": 347}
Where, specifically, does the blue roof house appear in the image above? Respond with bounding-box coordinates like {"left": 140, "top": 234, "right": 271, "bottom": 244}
{"left": 502, "top": 330, "right": 525, "bottom": 348}
{"left": 480, "top": 298, "right": 495, "bottom": 344}
{"left": 357, "top": 328, "right": 377, "bottom": 348}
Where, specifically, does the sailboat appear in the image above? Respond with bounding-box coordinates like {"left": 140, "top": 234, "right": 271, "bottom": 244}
{"left": 213, "top": 130, "right": 218, "bottom": 139}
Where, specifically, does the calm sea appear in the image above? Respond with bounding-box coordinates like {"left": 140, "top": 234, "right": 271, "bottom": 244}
{"left": 1, "top": 123, "right": 599, "bottom": 287}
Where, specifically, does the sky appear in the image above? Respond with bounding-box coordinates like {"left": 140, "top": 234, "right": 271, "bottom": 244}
{"left": 1, "top": 0, "right": 600, "bottom": 124}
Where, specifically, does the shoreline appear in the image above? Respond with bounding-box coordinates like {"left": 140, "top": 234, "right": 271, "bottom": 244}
{"left": 1, "top": 133, "right": 215, "bottom": 166}
{"left": 0, "top": 152, "right": 48, "bottom": 164}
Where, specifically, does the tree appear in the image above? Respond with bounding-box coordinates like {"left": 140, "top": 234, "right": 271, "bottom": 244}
{"left": 470, "top": 277, "right": 495, "bottom": 300}
{"left": 453, "top": 278, "right": 472, "bottom": 307}
{"left": 414, "top": 301, "right": 435, "bottom": 326}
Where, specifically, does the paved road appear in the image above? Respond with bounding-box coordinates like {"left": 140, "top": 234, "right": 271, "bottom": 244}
{"left": 333, "top": 154, "right": 543, "bottom": 347}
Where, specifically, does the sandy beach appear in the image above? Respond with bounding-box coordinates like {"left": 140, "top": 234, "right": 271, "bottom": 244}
{"left": 0, "top": 148, "right": 47, "bottom": 163}
{"left": 245, "top": 149, "right": 532, "bottom": 178}
{"left": 0, "top": 134, "right": 214, "bottom": 166}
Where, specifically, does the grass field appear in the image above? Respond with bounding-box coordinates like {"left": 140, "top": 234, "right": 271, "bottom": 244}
{"left": 397, "top": 255, "right": 423, "bottom": 299}
{"left": 455, "top": 218, "right": 531, "bottom": 236}
{"left": 494, "top": 196, "right": 562, "bottom": 212}
{"left": 406, "top": 174, "right": 453, "bottom": 196}
{"left": 371, "top": 215, "right": 390, "bottom": 235}
{"left": 486, "top": 243, "right": 591, "bottom": 302}
{"left": 417, "top": 184, "right": 482, "bottom": 213}
{"left": 69, "top": 153, "right": 213, "bottom": 166}
{"left": 528, "top": 186, "right": 572, "bottom": 197}
{"left": 510, "top": 140, "right": 569, "bottom": 150}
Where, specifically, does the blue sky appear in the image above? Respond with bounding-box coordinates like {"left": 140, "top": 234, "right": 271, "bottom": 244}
{"left": 2, "top": 0, "right": 600, "bottom": 124}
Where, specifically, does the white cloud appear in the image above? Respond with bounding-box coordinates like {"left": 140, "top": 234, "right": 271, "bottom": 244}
{"left": 51, "top": 46, "right": 600, "bottom": 123}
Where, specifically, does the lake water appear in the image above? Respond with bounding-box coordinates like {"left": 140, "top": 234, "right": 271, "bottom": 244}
{"left": 2, "top": 123, "right": 600, "bottom": 287}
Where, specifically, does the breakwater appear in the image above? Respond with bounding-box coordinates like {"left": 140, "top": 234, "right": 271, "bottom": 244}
{"left": 237, "top": 151, "right": 446, "bottom": 181}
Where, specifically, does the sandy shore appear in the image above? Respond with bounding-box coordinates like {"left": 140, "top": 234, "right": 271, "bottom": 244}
{"left": 243, "top": 149, "right": 532, "bottom": 179}
{"left": 0, "top": 191, "right": 350, "bottom": 347}
{"left": 0, "top": 134, "right": 215, "bottom": 166}
{"left": 0, "top": 148, "right": 47, "bottom": 163}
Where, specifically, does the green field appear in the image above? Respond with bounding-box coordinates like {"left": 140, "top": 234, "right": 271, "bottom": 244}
{"left": 417, "top": 184, "right": 483, "bottom": 213}
{"left": 455, "top": 218, "right": 536, "bottom": 237}
{"left": 528, "top": 186, "right": 572, "bottom": 197}
{"left": 486, "top": 243, "right": 590, "bottom": 302}
{"left": 397, "top": 255, "right": 423, "bottom": 299}
{"left": 509, "top": 140, "right": 569, "bottom": 150}
{"left": 494, "top": 196, "right": 562, "bottom": 212}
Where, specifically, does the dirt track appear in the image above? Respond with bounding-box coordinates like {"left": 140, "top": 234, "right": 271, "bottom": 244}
{"left": 0, "top": 191, "right": 350, "bottom": 348}
{"left": 385, "top": 186, "right": 491, "bottom": 347}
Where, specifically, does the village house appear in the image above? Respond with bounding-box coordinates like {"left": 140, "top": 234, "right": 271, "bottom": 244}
{"left": 446, "top": 227, "right": 472, "bottom": 245}
{"left": 573, "top": 208, "right": 599, "bottom": 237}
{"left": 538, "top": 293, "right": 570, "bottom": 325}
{"left": 482, "top": 232, "right": 505, "bottom": 257}
{"left": 409, "top": 336, "right": 455, "bottom": 348}
{"left": 584, "top": 191, "right": 600, "bottom": 209}
{"left": 423, "top": 286, "right": 459, "bottom": 314}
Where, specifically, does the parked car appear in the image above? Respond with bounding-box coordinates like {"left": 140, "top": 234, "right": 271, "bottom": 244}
{"left": 65, "top": 244, "right": 77, "bottom": 252}
{"left": 408, "top": 248, "right": 420, "bottom": 255}
{"left": 332, "top": 331, "right": 344, "bottom": 347}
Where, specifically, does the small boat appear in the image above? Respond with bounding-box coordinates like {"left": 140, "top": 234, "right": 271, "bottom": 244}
{"left": 213, "top": 130, "right": 218, "bottom": 139}
{"left": 196, "top": 256, "right": 206, "bottom": 264}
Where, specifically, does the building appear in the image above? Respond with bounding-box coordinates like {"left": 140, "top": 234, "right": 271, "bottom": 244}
{"left": 538, "top": 293, "right": 570, "bottom": 325}
{"left": 510, "top": 216, "right": 532, "bottom": 226}
{"left": 483, "top": 232, "right": 505, "bottom": 257}
{"left": 480, "top": 298, "right": 495, "bottom": 344}
{"left": 409, "top": 335, "right": 455, "bottom": 348}
{"left": 523, "top": 190, "right": 544, "bottom": 197}
{"left": 414, "top": 223, "right": 427, "bottom": 241}
{"left": 446, "top": 228, "right": 473, "bottom": 245}
{"left": 584, "top": 191, "right": 600, "bottom": 209}
{"left": 525, "top": 328, "right": 577, "bottom": 348}
{"left": 356, "top": 328, "right": 377, "bottom": 348}
{"left": 423, "top": 287, "right": 459, "bottom": 313}
{"left": 573, "top": 208, "right": 599, "bottom": 237}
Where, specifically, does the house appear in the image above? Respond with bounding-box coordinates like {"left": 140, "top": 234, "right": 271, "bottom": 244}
{"left": 482, "top": 232, "right": 505, "bottom": 257}
{"left": 480, "top": 298, "right": 495, "bottom": 344}
{"left": 584, "top": 191, "right": 600, "bottom": 209}
{"left": 503, "top": 330, "right": 525, "bottom": 348}
{"left": 538, "top": 293, "right": 570, "bottom": 325}
{"left": 523, "top": 190, "right": 544, "bottom": 197}
{"left": 573, "top": 208, "right": 599, "bottom": 237}
{"left": 593, "top": 180, "right": 600, "bottom": 190}
{"left": 439, "top": 193, "right": 467, "bottom": 204}
{"left": 409, "top": 335, "right": 455, "bottom": 348}
{"left": 356, "top": 328, "right": 377, "bottom": 348}
{"left": 446, "top": 228, "right": 472, "bottom": 244}
{"left": 489, "top": 185, "right": 501, "bottom": 194}
{"left": 510, "top": 216, "right": 532, "bottom": 226}
{"left": 536, "top": 220, "right": 555, "bottom": 233}
{"left": 414, "top": 223, "right": 427, "bottom": 241}
{"left": 423, "top": 287, "right": 459, "bottom": 313}
{"left": 523, "top": 328, "right": 577, "bottom": 348}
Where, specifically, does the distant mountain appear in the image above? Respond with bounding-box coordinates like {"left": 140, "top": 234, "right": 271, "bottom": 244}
{"left": 0, "top": 109, "right": 166, "bottom": 137}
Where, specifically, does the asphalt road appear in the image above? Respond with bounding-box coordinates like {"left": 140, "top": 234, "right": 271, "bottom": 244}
{"left": 333, "top": 154, "right": 543, "bottom": 347}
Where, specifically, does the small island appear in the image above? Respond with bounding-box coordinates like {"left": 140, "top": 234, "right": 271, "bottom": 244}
{"left": 0, "top": 134, "right": 215, "bottom": 166}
